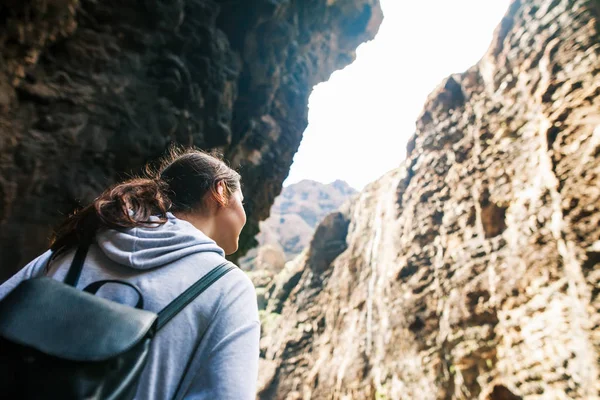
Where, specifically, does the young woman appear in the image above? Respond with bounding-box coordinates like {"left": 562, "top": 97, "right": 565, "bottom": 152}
{"left": 0, "top": 148, "right": 260, "bottom": 400}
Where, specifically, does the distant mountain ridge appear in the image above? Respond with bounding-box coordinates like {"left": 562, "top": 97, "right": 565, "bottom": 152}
{"left": 275, "top": 179, "right": 356, "bottom": 228}
{"left": 240, "top": 179, "right": 357, "bottom": 271}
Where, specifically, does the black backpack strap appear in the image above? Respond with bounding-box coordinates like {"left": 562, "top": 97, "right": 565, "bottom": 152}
{"left": 63, "top": 217, "right": 97, "bottom": 287}
{"left": 155, "top": 262, "right": 236, "bottom": 332}
{"left": 63, "top": 234, "right": 94, "bottom": 287}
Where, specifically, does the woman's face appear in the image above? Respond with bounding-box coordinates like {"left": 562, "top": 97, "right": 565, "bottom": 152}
{"left": 214, "top": 188, "right": 246, "bottom": 255}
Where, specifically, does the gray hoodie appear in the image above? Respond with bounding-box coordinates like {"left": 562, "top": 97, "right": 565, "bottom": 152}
{"left": 0, "top": 213, "right": 260, "bottom": 400}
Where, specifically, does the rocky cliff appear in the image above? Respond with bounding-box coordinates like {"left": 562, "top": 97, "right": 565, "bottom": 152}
{"left": 259, "top": 0, "right": 600, "bottom": 398}
{"left": 0, "top": 0, "right": 382, "bottom": 280}
{"left": 240, "top": 179, "right": 356, "bottom": 271}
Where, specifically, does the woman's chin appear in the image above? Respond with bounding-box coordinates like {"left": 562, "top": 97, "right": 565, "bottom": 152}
{"left": 223, "top": 243, "right": 239, "bottom": 256}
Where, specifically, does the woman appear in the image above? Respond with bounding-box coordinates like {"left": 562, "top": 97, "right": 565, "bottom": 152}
{"left": 0, "top": 147, "right": 260, "bottom": 400}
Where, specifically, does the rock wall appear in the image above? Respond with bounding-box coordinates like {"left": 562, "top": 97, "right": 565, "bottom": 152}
{"left": 0, "top": 0, "right": 382, "bottom": 280}
{"left": 259, "top": 0, "right": 600, "bottom": 398}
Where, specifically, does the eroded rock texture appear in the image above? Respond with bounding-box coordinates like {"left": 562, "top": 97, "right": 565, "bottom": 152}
{"left": 259, "top": 0, "right": 600, "bottom": 398}
{"left": 0, "top": 0, "right": 382, "bottom": 279}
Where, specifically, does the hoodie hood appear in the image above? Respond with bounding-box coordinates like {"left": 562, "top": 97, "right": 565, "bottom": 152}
{"left": 96, "top": 213, "right": 225, "bottom": 270}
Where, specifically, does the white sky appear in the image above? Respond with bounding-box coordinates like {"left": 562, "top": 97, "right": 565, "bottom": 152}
{"left": 284, "top": 0, "right": 512, "bottom": 191}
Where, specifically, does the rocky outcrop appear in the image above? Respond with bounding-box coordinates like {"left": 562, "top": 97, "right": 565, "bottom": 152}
{"left": 259, "top": 0, "right": 600, "bottom": 398}
{"left": 244, "top": 179, "right": 356, "bottom": 336}
{"left": 240, "top": 179, "right": 356, "bottom": 270}
{"left": 0, "top": 0, "right": 382, "bottom": 280}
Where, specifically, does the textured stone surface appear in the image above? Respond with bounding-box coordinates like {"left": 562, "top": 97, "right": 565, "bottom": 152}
{"left": 259, "top": 0, "right": 600, "bottom": 398}
{"left": 0, "top": 0, "right": 382, "bottom": 279}
{"left": 240, "top": 179, "right": 356, "bottom": 270}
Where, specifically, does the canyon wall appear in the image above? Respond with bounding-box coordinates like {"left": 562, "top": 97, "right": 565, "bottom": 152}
{"left": 258, "top": 0, "right": 600, "bottom": 398}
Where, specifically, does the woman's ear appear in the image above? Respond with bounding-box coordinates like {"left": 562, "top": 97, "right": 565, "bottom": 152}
{"left": 214, "top": 181, "right": 228, "bottom": 207}
{"left": 216, "top": 180, "right": 225, "bottom": 196}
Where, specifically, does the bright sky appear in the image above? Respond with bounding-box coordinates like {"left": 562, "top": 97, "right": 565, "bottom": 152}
{"left": 284, "top": 0, "right": 511, "bottom": 191}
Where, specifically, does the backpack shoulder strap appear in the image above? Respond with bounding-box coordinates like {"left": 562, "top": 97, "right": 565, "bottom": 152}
{"left": 63, "top": 234, "right": 94, "bottom": 287}
{"left": 63, "top": 218, "right": 98, "bottom": 287}
{"left": 155, "top": 262, "right": 236, "bottom": 332}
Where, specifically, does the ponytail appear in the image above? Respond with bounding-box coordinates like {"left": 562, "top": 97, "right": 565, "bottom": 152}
{"left": 50, "top": 178, "right": 171, "bottom": 254}
{"left": 94, "top": 178, "right": 171, "bottom": 229}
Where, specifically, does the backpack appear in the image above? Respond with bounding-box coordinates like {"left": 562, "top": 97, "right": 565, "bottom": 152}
{"left": 0, "top": 233, "right": 235, "bottom": 400}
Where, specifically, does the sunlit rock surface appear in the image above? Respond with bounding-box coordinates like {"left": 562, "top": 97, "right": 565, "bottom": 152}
{"left": 258, "top": 0, "right": 600, "bottom": 398}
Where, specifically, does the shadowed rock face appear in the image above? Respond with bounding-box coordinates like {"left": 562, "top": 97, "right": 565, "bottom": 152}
{"left": 0, "top": 0, "right": 382, "bottom": 279}
{"left": 259, "top": 0, "right": 600, "bottom": 398}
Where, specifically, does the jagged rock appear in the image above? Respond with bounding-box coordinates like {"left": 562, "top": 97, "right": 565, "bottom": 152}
{"left": 0, "top": 0, "right": 382, "bottom": 280}
{"left": 240, "top": 179, "right": 357, "bottom": 270}
{"left": 259, "top": 0, "right": 600, "bottom": 398}
{"left": 306, "top": 210, "right": 350, "bottom": 276}
{"left": 263, "top": 250, "right": 308, "bottom": 314}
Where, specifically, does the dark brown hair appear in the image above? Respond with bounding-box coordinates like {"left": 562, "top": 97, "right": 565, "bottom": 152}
{"left": 50, "top": 146, "right": 241, "bottom": 255}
